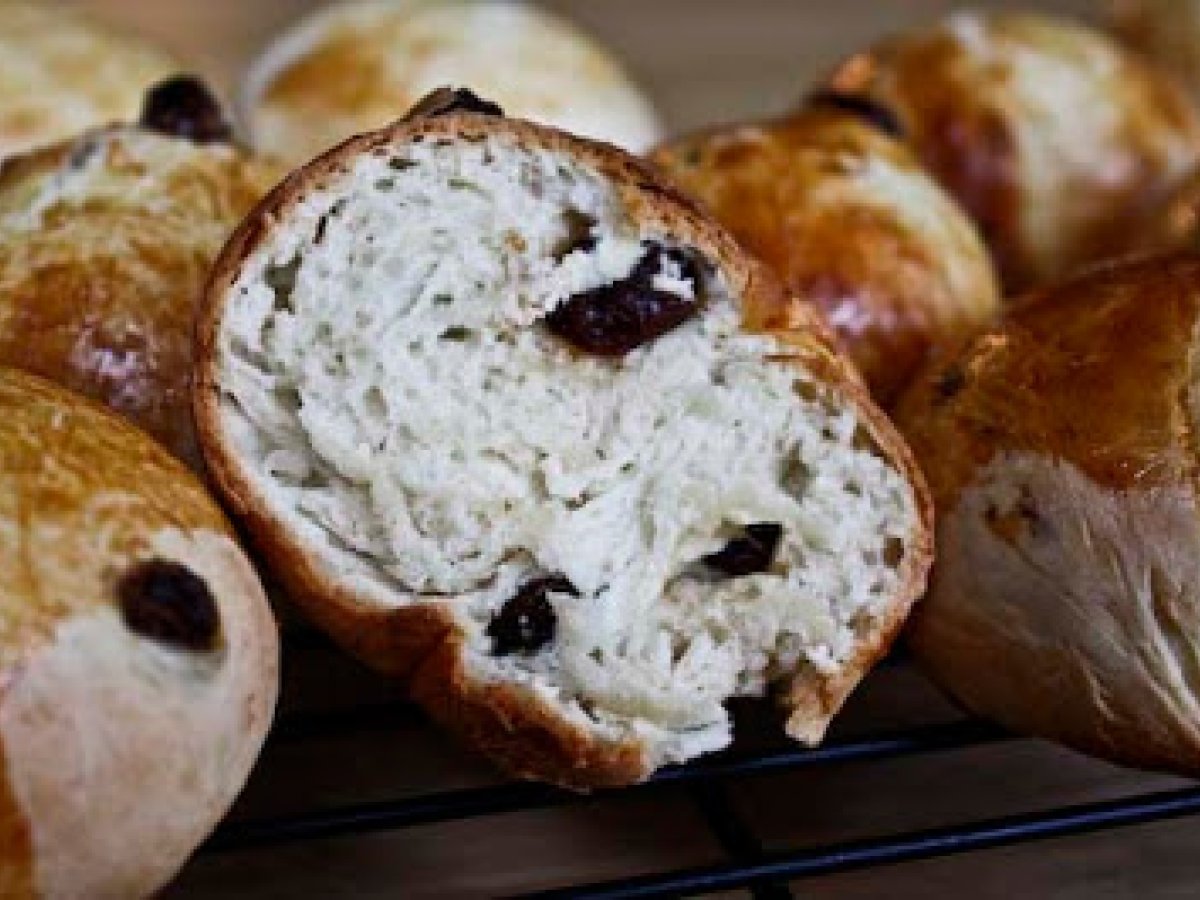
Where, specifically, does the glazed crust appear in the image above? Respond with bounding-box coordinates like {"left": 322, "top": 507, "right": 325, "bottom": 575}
{"left": 0, "top": 126, "right": 282, "bottom": 469}
{"left": 897, "top": 254, "right": 1200, "bottom": 777}
{"left": 242, "top": 0, "right": 662, "bottom": 164}
{"left": 650, "top": 108, "right": 1000, "bottom": 405}
{"left": 196, "top": 111, "right": 933, "bottom": 789}
{"left": 0, "top": 368, "right": 279, "bottom": 895}
{"left": 822, "top": 12, "right": 1200, "bottom": 292}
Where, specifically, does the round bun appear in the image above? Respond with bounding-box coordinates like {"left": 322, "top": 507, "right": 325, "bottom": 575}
{"left": 195, "top": 100, "right": 931, "bottom": 788}
{"left": 0, "top": 368, "right": 278, "bottom": 896}
{"left": 242, "top": 0, "right": 663, "bottom": 166}
{"left": 0, "top": 111, "right": 283, "bottom": 468}
{"left": 1112, "top": 0, "right": 1200, "bottom": 106}
{"left": 897, "top": 254, "right": 1200, "bottom": 777}
{"left": 0, "top": 0, "right": 177, "bottom": 161}
{"left": 821, "top": 11, "right": 1200, "bottom": 292}
{"left": 651, "top": 105, "right": 1001, "bottom": 406}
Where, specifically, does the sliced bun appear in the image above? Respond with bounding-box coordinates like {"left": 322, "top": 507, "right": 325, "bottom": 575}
{"left": 897, "top": 254, "right": 1200, "bottom": 777}
{"left": 821, "top": 11, "right": 1200, "bottom": 292}
{"left": 651, "top": 105, "right": 1001, "bottom": 406}
{"left": 0, "top": 89, "right": 282, "bottom": 468}
{"left": 242, "top": 0, "right": 663, "bottom": 166}
{"left": 0, "top": 368, "right": 278, "bottom": 896}
{"left": 0, "top": 0, "right": 177, "bottom": 161}
{"left": 195, "top": 100, "right": 931, "bottom": 787}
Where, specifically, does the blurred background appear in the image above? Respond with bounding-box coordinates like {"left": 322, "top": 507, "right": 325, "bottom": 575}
{"left": 76, "top": 0, "right": 1094, "bottom": 133}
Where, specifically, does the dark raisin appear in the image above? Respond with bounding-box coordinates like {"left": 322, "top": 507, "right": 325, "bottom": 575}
{"left": 933, "top": 365, "right": 966, "bottom": 403}
{"left": 405, "top": 87, "right": 504, "bottom": 121}
{"left": 487, "top": 577, "right": 578, "bottom": 656}
{"left": 703, "top": 524, "right": 784, "bottom": 577}
{"left": 807, "top": 89, "right": 905, "bottom": 140}
{"left": 139, "top": 75, "right": 232, "bottom": 144}
{"left": 542, "top": 243, "right": 701, "bottom": 356}
{"left": 117, "top": 559, "right": 221, "bottom": 651}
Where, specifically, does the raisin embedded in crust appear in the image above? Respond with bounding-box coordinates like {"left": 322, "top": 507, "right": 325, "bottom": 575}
{"left": 542, "top": 243, "right": 702, "bottom": 356}
{"left": 405, "top": 87, "right": 505, "bottom": 121}
{"left": 807, "top": 89, "right": 905, "bottom": 140}
{"left": 117, "top": 559, "right": 221, "bottom": 651}
{"left": 702, "top": 524, "right": 784, "bottom": 577}
{"left": 487, "top": 577, "right": 578, "bottom": 656}
{"left": 139, "top": 75, "right": 233, "bottom": 144}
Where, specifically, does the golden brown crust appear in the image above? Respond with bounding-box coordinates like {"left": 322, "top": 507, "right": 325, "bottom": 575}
{"left": 823, "top": 12, "right": 1200, "bottom": 292}
{"left": 651, "top": 108, "right": 1000, "bottom": 405}
{"left": 0, "top": 126, "right": 282, "bottom": 469}
{"left": 196, "top": 111, "right": 932, "bottom": 787}
{"left": 897, "top": 254, "right": 1200, "bottom": 777}
{"left": 0, "top": 738, "right": 32, "bottom": 899}
{"left": 0, "top": 367, "right": 279, "bottom": 894}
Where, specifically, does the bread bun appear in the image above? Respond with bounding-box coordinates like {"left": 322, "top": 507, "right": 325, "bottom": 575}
{"left": 821, "top": 11, "right": 1200, "bottom": 292}
{"left": 0, "top": 367, "right": 278, "bottom": 896}
{"left": 0, "top": 0, "right": 177, "bottom": 161}
{"left": 651, "top": 105, "right": 1000, "bottom": 406}
{"left": 897, "top": 254, "right": 1200, "bottom": 777}
{"left": 242, "top": 0, "right": 663, "bottom": 166}
{"left": 194, "top": 95, "right": 932, "bottom": 788}
{"left": 0, "top": 82, "right": 283, "bottom": 468}
{"left": 1112, "top": 0, "right": 1200, "bottom": 106}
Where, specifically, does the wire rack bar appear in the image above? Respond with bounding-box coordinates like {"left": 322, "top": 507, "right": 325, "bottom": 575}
{"left": 205, "top": 719, "right": 1008, "bottom": 853}
{"left": 519, "top": 785, "right": 1200, "bottom": 899}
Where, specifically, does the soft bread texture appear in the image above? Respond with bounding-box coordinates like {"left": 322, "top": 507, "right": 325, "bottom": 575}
{"left": 822, "top": 11, "right": 1200, "bottom": 292}
{"left": 651, "top": 107, "right": 1001, "bottom": 406}
{"left": 0, "top": 124, "right": 282, "bottom": 468}
{"left": 242, "top": 0, "right": 663, "bottom": 166}
{"left": 0, "top": 0, "right": 177, "bottom": 161}
{"left": 0, "top": 368, "right": 279, "bottom": 897}
{"left": 897, "top": 255, "right": 1200, "bottom": 777}
{"left": 195, "top": 110, "right": 932, "bottom": 787}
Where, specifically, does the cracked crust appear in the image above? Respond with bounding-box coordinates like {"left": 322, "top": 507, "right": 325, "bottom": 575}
{"left": 195, "top": 110, "right": 933, "bottom": 788}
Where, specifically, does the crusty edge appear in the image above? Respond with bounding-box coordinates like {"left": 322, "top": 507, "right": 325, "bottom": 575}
{"left": 195, "top": 111, "right": 932, "bottom": 788}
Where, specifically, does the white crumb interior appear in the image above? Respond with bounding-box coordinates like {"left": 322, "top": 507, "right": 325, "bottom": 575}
{"left": 218, "top": 133, "right": 915, "bottom": 765}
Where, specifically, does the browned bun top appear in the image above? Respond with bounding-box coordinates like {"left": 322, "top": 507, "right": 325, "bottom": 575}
{"left": 822, "top": 11, "right": 1200, "bottom": 292}
{"left": 651, "top": 106, "right": 1000, "bottom": 405}
{"left": 0, "top": 366, "right": 278, "bottom": 896}
{"left": 898, "top": 253, "right": 1200, "bottom": 508}
{"left": 0, "top": 121, "right": 283, "bottom": 468}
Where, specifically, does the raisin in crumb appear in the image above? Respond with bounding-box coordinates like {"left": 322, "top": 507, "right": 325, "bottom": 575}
{"left": 117, "top": 559, "right": 221, "bottom": 651}
{"left": 139, "top": 75, "right": 232, "bottom": 144}
{"left": 933, "top": 365, "right": 967, "bottom": 403}
{"left": 807, "top": 89, "right": 905, "bottom": 140}
{"left": 405, "top": 87, "right": 504, "bottom": 121}
{"left": 487, "top": 577, "right": 578, "bottom": 656}
{"left": 542, "top": 242, "right": 701, "bottom": 356}
{"left": 703, "top": 523, "right": 784, "bottom": 577}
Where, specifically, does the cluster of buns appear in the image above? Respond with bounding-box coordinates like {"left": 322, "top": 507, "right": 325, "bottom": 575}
{"left": 9, "top": 0, "right": 1200, "bottom": 893}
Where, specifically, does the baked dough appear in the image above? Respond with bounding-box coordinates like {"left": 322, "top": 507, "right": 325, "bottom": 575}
{"left": 898, "top": 254, "right": 1200, "bottom": 777}
{"left": 821, "top": 11, "right": 1200, "bottom": 292}
{"left": 651, "top": 105, "right": 1000, "bottom": 405}
{"left": 242, "top": 0, "right": 663, "bottom": 165}
{"left": 0, "top": 368, "right": 278, "bottom": 897}
{"left": 0, "top": 0, "right": 177, "bottom": 161}
{"left": 0, "top": 89, "right": 282, "bottom": 468}
{"left": 194, "top": 95, "right": 932, "bottom": 788}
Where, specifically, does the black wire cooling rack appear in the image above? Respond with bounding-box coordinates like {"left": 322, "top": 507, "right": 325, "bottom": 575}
{"left": 199, "top": 637, "right": 1200, "bottom": 899}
